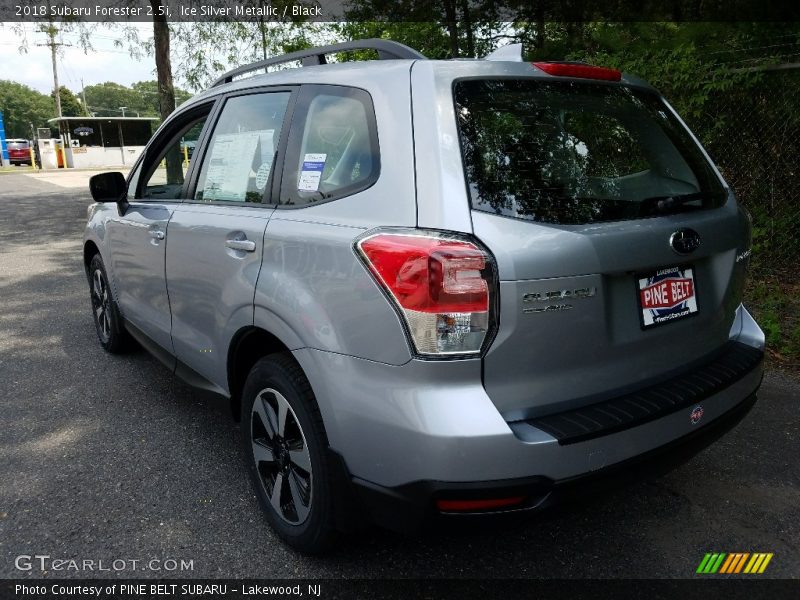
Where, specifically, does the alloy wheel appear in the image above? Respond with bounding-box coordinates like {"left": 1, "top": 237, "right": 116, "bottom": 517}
{"left": 251, "top": 388, "right": 313, "bottom": 525}
{"left": 91, "top": 269, "right": 111, "bottom": 343}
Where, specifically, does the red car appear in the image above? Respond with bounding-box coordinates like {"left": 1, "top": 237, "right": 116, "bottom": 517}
{"left": 6, "top": 139, "right": 32, "bottom": 166}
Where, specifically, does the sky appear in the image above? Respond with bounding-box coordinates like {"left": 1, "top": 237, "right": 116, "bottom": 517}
{"left": 0, "top": 22, "right": 158, "bottom": 95}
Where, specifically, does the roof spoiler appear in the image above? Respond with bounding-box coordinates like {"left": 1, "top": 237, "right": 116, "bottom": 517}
{"left": 484, "top": 43, "right": 523, "bottom": 62}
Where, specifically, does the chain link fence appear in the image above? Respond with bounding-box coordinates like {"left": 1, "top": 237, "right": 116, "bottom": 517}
{"left": 688, "top": 68, "right": 800, "bottom": 362}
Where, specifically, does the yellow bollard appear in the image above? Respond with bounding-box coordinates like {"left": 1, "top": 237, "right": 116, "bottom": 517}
{"left": 28, "top": 144, "right": 37, "bottom": 170}
{"left": 183, "top": 143, "right": 189, "bottom": 167}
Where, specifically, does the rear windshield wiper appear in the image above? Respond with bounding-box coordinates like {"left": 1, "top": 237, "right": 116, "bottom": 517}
{"left": 641, "top": 192, "right": 705, "bottom": 214}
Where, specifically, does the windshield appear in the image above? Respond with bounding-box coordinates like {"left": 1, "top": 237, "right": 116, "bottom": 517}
{"left": 454, "top": 79, "right": 726, "bottom": 225}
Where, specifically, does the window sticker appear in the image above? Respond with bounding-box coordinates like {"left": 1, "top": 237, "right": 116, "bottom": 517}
{"left": 202, "top": 129, "right": 273, "bottom": 201}
{"left": 255, "top": 162, "right": 271, "bottom": 190}
{"left": 298, "top": 153, "right": 326, "bottom": 192}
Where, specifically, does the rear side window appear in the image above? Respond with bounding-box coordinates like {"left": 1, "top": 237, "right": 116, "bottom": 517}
{"left": 279, "top": 86, "right": 379, "bottom": 207}
{"left": 454, "top": 79, "right": 726, "bottom": 225}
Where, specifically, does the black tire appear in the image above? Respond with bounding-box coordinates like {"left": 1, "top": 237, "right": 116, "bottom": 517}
{"left": 88, "top": 253, "right": 130, "bottom": 353}
{"left": 241, "top": 353, "right": 336, "bottom": 554}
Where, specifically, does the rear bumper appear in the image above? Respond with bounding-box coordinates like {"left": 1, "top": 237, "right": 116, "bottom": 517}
{"left": 293, "top": 304, "right": 764, "bottom": 528}
{"left": 351, "top": 391, "right": 758, "bottom": 533}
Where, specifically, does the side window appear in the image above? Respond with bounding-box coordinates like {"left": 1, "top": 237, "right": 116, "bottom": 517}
{"left": 194, "top": 92, "right": 291, "bottom": 203}
{"left": 126, "top": 160, "right": 143, "bottom": 201}
{"left": 280, "top": 87, "right": 379, "bottom": 207}
{"left": 140, "top": 117, "right": 208, "bottom": 200}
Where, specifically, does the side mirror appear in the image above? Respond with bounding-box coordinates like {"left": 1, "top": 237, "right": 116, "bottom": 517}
{"left": 89, "top": 172, "right": 127, "bottom": 203}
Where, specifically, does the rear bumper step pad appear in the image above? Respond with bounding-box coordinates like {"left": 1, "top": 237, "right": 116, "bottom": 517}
{"left": 519, "top": 342, "right": 763, "bottom": 445}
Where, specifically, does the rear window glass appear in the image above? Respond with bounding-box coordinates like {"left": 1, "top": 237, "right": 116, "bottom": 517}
{"left": 7, "top": 140, "right": 29, "bottom": 149}
{"left": 454, "top": 79, "right": 726, "bottom": 225}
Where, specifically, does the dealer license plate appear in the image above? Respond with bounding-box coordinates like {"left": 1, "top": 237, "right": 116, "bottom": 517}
{"left": 637, "top": 266, "right": 698, "bottom": 329}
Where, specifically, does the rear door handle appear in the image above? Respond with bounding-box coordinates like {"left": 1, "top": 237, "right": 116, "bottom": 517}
{"left": 225, "top": 239, "right": 256, "bottom": 252}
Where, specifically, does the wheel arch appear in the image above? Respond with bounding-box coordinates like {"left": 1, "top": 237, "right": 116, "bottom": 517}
{"left": 83, "top": 240, "right": 101, "bottom": 277}
{"left": 227, "top": 326, "right": 293, "bottom": 421}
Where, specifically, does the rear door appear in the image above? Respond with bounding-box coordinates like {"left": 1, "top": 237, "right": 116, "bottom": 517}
{"left": 165, "top": 89, "right": 294, "bottom": 392}
{"left": 106, "top": 106, "right": 213, "bottom": 355}
{"left": 451, "top": 76, "right": 751, "bottom": 420}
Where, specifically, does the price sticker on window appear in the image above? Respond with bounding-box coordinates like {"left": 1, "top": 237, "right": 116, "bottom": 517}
{"left": 298, "top": 153, "right": 326, "bottom": 192}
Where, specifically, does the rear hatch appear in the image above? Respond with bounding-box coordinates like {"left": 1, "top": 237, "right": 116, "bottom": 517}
{"left": 453, "top": 73, "right": 751, "bottom": 420}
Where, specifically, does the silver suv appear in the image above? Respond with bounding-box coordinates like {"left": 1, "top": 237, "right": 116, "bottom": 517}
{"left": 84, "top": 40, "right": 765, "bottom": 553}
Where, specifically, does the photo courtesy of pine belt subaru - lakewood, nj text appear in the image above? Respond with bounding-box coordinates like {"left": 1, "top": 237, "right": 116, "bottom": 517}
{"left": 83, "top": 39, "right": 765, "bottom": 553}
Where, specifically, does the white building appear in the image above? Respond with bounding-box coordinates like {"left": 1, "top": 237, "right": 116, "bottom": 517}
{"left": 47, "top": 116, "right": 158, "bottom": 169}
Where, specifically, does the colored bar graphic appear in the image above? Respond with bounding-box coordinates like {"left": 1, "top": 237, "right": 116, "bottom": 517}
{"left": 719, "top": 554, "right": 736, "bottom": 573}
{"left": 733, "top": 553, "right": 749, "bottom": 573}
{"left": 758, "top": 554, "right": 773, "bottom": 573}
{"left": 720, "top": 553, "right": 738, "bottom": 574}
{"left": 711, "top": 553, "right": 726, "bottom": 573}
{"left": 699, "top": 552, "right": 773, "bottom": 574}
{"left": 697, "top": 553, "right": 713, "bottom": 573}
{"left": 744, "top": 554, "right": 761, "bottom": 573}
{"left": 697, "top": 553, "right": 727, "bottom": 573}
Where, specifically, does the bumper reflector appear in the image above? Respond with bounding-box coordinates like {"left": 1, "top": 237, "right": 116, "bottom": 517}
{"left": 436, "top": 496, "right": 526, "bottom": 512}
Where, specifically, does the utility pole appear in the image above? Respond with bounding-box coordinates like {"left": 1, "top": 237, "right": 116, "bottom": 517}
{"left": 36, "top": 19, "right": 70, "bottom": 118}
{"left": 81, "top": 79, "right": 90, "bottom": 117}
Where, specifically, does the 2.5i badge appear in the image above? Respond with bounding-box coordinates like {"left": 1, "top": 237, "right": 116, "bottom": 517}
{"left": 637, "top": 265, "right": 698, "bottom": 329}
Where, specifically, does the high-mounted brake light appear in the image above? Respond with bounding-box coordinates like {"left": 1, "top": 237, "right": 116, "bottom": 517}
{"left": 532, "top": 62, "right": 621, "bottom": 82}
{"left": 356, "top": 231, "right": 497, "bottom": 356}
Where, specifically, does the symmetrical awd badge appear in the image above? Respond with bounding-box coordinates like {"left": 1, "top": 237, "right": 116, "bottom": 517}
{"left": 522, "top": 287, "right": 596, "bottom": 314}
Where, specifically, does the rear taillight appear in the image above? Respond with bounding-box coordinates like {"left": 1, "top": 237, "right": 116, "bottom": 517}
{"left": 532, "top": 62, "right": 621, "bottom": 82}
{"left": 356, "top": 231, "right": 497, "bottom": 356}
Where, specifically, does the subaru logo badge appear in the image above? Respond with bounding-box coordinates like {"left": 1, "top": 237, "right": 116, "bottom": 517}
{"left": 690, "top": 405, "right": 704, "bottom": 425}
{"left": 670, "top": 228, "right": 701, "bottom": 255}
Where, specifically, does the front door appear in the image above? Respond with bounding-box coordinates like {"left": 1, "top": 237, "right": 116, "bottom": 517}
{"left": 105, "top": 107, "right": 213, "bottom": 355}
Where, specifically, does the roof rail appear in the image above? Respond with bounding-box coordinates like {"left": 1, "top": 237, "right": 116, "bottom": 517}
{"left": 211, "top": 39, "right": 427, "bottom": 88}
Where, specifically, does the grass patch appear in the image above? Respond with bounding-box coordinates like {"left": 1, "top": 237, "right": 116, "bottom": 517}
{"left": 745, "top": 275, "right": 800, "bottom": 369}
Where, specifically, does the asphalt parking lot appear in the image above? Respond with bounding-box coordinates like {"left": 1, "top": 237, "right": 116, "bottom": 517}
{"left": 0, "top": 170, "right": 798, "bottom": 579}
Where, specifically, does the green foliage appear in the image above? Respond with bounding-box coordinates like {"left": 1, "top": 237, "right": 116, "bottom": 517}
{"left": 83, "top": 81, "right": 190, "bottom": 118}
{"left": 0, "top": 80, "right": 54, "bottom": 138}
{"left": 53, "top": 86, "right": 83, "bottom": 117}
{"left": 535, "top": 23, "right": 764, "bottom": 119}
{"left": 340, "top": 2, "right": 508, "bottom": 58}
{"left": 746, "top": 277, "right": 800, "bottom": 360}
{"left": 169, "top": 20, "right": 330, "bottom": 91}
{"left": 132, "top": 81, "right": 191, "bottom": 112}
{"left": 333, "top": 22, "right": 454, "bottom": 59}
{"left": 84, "top": 81, "right": 149, "bottom": 117}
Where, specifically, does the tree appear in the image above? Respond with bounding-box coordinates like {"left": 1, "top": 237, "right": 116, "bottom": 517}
{"left": 84, "top": 82, "right": 147, "bottom": 117}
{"left": 52, "top": 86, "right": 82, "bottom": 117}
{"left": 82, "top": 81, "right": 192, "bottom": 118}
{"left": 341, "top": 0, "right": 505, "bottom": 59}
{"left": 131, "top": 80, "right": 191, "bottom": 114}
{"left": 169, "top": 19, "right": 327, "bottom": 91}
{"left": 0, "top": 80, "right": 54, "bottom": 138}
